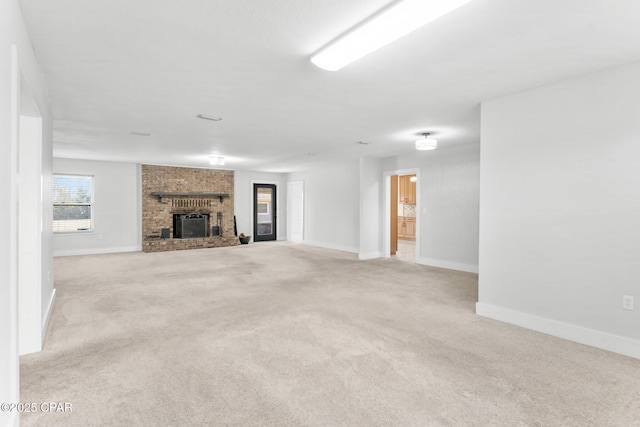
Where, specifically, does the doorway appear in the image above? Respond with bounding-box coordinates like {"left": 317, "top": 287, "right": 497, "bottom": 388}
{"left": 253, "top": 183, "right": 277, "bottom": 242}
{"left": 388, "top": 172, "right": 419, "bottom": 263}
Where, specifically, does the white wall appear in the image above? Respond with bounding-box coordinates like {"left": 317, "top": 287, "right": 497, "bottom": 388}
{"left": 478, "top": 61, "right": 640, "bottom": 359}
{"left": 39, "top": 103, "right": 54, "bottom": 353}
{"left": 18, "top": 115, "right": 44, "bottom": 356}
{"left": 382, "top": 143, "right": 480, "bottom": 273}
{"left": 287, "top": 181, "right": 304, "bottom": 242}
{"left": 53, "top": 159, "right": 141, "bottom": 256}
{"left": 359, "top": 157, "right": 383, "bottom": 259}
{"left": 1, "top": 1, "right": 53, "bottom": 425}
{"left": 288, "top": 161, "right": 360, "bottom": 253}
{"left": 234, "top": 171, "right": 287, "bottom": 240}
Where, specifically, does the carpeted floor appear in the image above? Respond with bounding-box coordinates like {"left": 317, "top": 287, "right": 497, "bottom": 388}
{"left": 20, "top": 242, "right": 640, "bottom": 426}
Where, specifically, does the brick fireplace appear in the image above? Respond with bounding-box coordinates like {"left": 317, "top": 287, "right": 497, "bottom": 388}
{"left": 141, "top": 165, "right": 238, "bottom": 252}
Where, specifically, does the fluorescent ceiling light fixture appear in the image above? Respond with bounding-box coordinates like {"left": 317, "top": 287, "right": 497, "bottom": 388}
{"left": 311, "top": 0, "right": 474, "bottom": 71}
{"left": 409, "top": 176, "right": 417, "bottom": 182}
{"left": 197, "top": 114, "right": 222, "bottom": 121}
{"left": 415, "top": 133, "right": 437, "bottom": 150}
{"left": 128, "top": 131, "right": 150, "bottom": 136}
{"left": 209, "top": 156, "right": 225, "bottom": 166}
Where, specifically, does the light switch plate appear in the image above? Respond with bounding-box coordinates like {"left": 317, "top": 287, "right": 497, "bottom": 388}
{"left": 623, "top": 295, "right": 634, "bottom": 310}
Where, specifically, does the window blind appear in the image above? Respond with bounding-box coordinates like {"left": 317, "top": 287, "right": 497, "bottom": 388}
{"left": 53, "top": 175, "right": 93, "bottom": 232}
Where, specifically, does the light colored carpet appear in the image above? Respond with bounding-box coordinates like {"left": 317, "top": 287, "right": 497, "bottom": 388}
{"left": 21, "top": 242, "right": 640, "bottom": 426}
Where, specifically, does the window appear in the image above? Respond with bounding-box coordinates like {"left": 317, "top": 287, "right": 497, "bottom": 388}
{"left": 257, "top": 202, "right": 269, "bottom": 215}
{"left": 53, "top": 175, "right": 94, "bottom": 232}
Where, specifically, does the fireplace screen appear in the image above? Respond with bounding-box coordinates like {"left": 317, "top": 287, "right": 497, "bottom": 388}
{"left": 174, "top": 213, "right": 209, "bottom": 238}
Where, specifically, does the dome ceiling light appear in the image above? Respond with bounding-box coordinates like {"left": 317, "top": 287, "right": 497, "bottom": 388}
{"left": 415, "top": 133, "right": 437, "bottom": 150}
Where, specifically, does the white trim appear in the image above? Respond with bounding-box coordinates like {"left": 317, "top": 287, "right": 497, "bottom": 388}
{"left": 136, "top": 164, "right": 143, "bottom": 251}
{"left": 54, "top": 245, "right": 141, "bottom": 257}
{"left": 359, "top": 252, "right": 383, "bottom": 260}
{"left": 41, "top": 289, "right": 56, "bottom": 344}
{"left": 417, "top": 257, "right": 478, "bottom": 274}
{"left": 53, "top": 230, "right": 96, "bottom": 236}
{"left": 383, "top": 168, "right": 421, "bottom": 261}
{"left": 476, "top": 302, "right": 640, "bottom": 360}
{"left": 302, "top": 240, "right": 358, "bottom": 254}
{"left": 141, "top": 162, "right": 235, "bottom": 172}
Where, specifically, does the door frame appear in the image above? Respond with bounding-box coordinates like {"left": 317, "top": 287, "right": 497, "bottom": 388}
{"left": 251, "top": 181, "right": 279, "bottom": 241}
{"left": 383, "top": 168, "right": 421, "bottom": 261}
{"left": 390, "top": 175, "right": 398, "bottom": 255}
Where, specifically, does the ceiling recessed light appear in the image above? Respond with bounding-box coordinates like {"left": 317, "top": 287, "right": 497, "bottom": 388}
{"left": 311, "top": 0, "right": 475, "bottom": 71}
{"left": 197, "top": 114, "right": 222, "bottom": 121}
{"left": 128, "top": 131, "right": 150, "bottom": 136}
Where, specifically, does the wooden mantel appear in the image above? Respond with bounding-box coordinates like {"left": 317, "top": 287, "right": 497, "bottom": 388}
{"left": 150, "top": 192, "right": 229, "bottom": 203}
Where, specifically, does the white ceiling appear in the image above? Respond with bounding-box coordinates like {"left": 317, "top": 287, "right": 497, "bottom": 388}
{"left": 19, "top": 0, "right": 640, "bottom": 172}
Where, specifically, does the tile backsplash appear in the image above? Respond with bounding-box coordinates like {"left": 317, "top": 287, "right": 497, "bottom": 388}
{"left": 403, "top": 203, "right": 416, "bottom": 217}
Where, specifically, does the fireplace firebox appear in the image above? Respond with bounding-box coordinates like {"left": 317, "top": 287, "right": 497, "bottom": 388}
{"left": 173, "top": 213, "right": 209, "bottom": 239}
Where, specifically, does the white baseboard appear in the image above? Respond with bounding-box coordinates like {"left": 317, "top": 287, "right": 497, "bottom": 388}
{"left": 301, "top": 240, "right": 359, "bottom": 254}
{"left": 359, "top": 251, "right": 383, "bottom": 260}
{"left": 42, "top": 288, "right": 56, "bottom": 343}
{"left": 476, "top": 302, "right": 640, "bottom": 360}
{"left": 417, "top": 257, "right": 478, "bottom": 274}
{"left": 54, "top": 245, "right": 141, "bottom": 257}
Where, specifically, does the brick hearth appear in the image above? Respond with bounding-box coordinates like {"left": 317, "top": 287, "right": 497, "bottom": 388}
{"left": 141, "top": 165, "right": 238, "bottom": 252}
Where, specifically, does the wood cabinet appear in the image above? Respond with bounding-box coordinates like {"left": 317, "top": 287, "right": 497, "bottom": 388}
{"left": 399, "top": 175, "right": 416, "bottom": 204}
{"left": 405, "top": 218, "right": 416, "bottom": 239}
{"left": 397, "top": 216, "right": 416, "bottom": 241}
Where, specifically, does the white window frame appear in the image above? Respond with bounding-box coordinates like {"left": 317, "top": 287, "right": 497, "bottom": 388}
{"left": 53, "top": 174, "right": 95, "bottom": 233}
